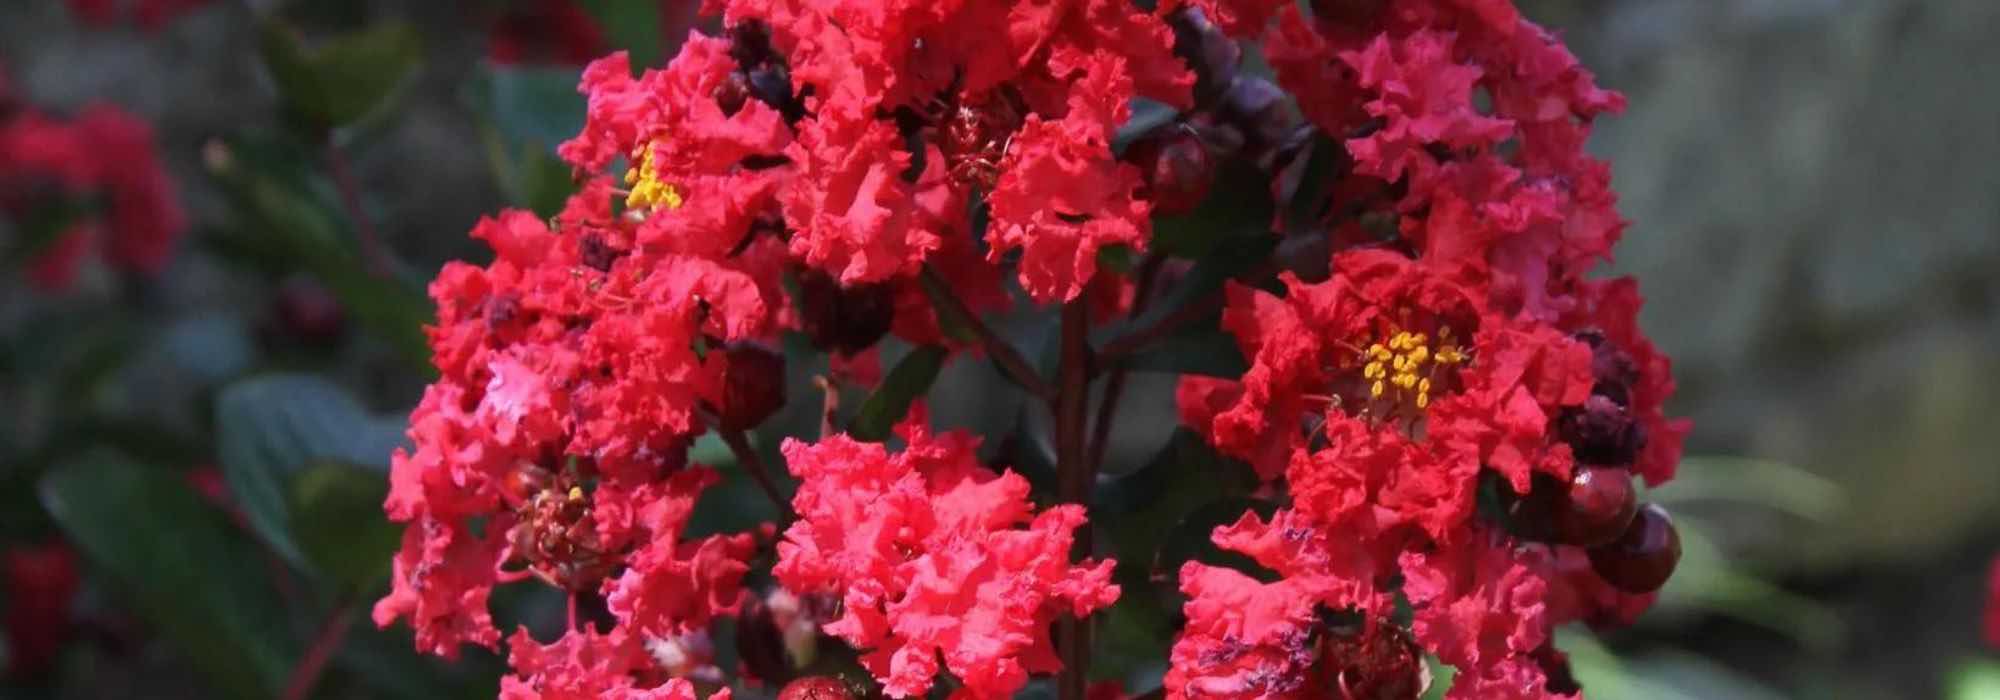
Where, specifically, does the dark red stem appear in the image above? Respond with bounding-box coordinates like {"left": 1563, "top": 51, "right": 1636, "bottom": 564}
{"left": 279, "top": 598, "right": 357, "bottom": 700}
{"left": 1054, "top": 299, "right": 1092, "bottom": 700}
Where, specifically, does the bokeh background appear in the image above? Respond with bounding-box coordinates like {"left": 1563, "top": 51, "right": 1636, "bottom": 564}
{"left": 2, "top": 0, "right": 1997, "bottom": 698}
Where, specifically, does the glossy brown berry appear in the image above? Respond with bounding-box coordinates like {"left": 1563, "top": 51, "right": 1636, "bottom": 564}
{"left": 1124, "top": 126, "right": 1215, "bottom": 217}
{"left": 778, "top": 676, "right": 856, "bottom": 700}
{"left": 1588, "top": 503, "right": 1680, "bottom": 594}
{"left": 715, "top": 70, "right": 752, "bottom": 116}
{"left": 718, "top": 341, "right": 786, "bottom": 431}
{"left": 796, "top": 268, "right": 895, "bottom": 355}
{"left": 1552, "top": 467, "right": 1638, "bottom": 548}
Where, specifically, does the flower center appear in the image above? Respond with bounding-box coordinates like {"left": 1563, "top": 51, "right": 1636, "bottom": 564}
{"left": 1360, "top": 327, "right": 1466, "bottom": 410}
{"left": 508, "top": 464, "right": 613, "bottom": 590}
{"left": 624, "top": 141, "right": 685, "bottom": 211}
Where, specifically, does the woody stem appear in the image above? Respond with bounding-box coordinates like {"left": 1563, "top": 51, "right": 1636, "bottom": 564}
{"left": 1054, "top": 299, "right": 1092, "bottom": 700}
{"left": 323, "top": 139, "right": 393, "bottom": 277}
{"left": 1087, "top": 253, "right": 1164, "bottom": 475}
{"left": 718, "top": 427, "right": 794, "bottom": 523}
{"left": 919, "top": 265, "right": 1055, "bottom": 401}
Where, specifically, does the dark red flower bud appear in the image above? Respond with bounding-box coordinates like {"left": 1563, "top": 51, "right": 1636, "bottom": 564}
{"left": 716, "top": 70, "right": 752, "bottom": 117}
{"left": 718, "top": 341, "right": 787, "bottom": 431}
{"left": 4, "top": 541, "right": 79, "bottom": 678}
{"left": 748, "top": 65, "right": 803, "bottom": 123}
{"left": 1124, "top": 126, "right": 1215, "bottom": 217}
{"left": 1588, "top": 503, "right": 1681, "bottom": 594}
{"left": 796, "top": 269, "right": 895, "bottom": 355}
{"left": 735, "top": 594, "right": 791, "bottom": 685}
{"left": 1552, "top": 466, "right": 1638, "bottom": 548}
{"left": 1167, "top": 8, "right": 1242, "bottom": 109}
{"left": 273, "top": 275, "right": 346, "bottom": 347}
{"left": 1559, "top": 394, "right": 1641, "bottom": 466}
{"left": 1219, "top": 77, "right": 1299, "bottom": 157}
{"left": 1531, "top": 643, "right": 1582, "bottom": 696}
{"left": 779, "top": 676, "right": 856, "bottom": 700}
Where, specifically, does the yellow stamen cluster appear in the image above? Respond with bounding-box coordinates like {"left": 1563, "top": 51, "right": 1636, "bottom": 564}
{"left": 623, "top": 141, "right": 684, "bottom": 211}
{"left": 1362, "top": 327, "right": 1467, "bottom": 409}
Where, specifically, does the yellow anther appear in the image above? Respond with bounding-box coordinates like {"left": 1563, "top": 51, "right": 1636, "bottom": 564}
{"left": 623, "top": 141, "right": 684, "bottom": 211}
{"left": 1371, "top": 380, "right": 1386, "bottom": 398}
{"left": 1418, "top": 377, "right": 1432, "bottom": 393}
{"left": 1408, "top": 346, "right": 1429, "bottom": 364}
{"left": 1416, "top": 392, "right": 1431, "bottom": 409}
{"left": 567, "top": 486, "right": 584, "bottom": 502}
{"left": 1364, "top": 362, "right": 1385, "bottom": 380}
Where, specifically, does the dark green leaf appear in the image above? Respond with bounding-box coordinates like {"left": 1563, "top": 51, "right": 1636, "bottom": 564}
{"left": 1120, "top": 324, "right": 1247, "bottom": 377}
{"left": 291, "top": 462, "right": 401, "bottom": 594}
{"left": 470, "top": 65, "right": 588, "bottom": 153}
{"left": 0, "top": 194, "right": 98, "bottom": 268}
{"left": 1112, "top": 98, "right": 1179, "bottom": 154}
{"left": 215, "top": 374, "right": 408, "bottom": 570}
{"left": 204, "top": 134, "right": 433, "bottom": 367}
{"left": 40, "top": 455, "right": 294, "bottom": 699}
{"left": 849, "top": 345, "right": 950, "bottom": 441}
{"left": 578, "top": 0, "right": 665, "bottom": 68}
{"left": 260, "top": 19, "right": 423, "bottom": 131}
{"left": 1150, "top": 158, "right": 1276, "bottom": 258}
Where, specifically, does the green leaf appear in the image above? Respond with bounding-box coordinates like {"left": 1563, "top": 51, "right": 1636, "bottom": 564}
{"left": 215, "top": 374, "right": 408, "bottom": 571}
{"left": 1950, "top": 660, "right": 2000, "bottom": 700}
{"left": 260, "top": 19, "right": 423, "bottom": 131}
{"left": 0, "top": 194, "right": 98, "bottom": 269}
{"left": 578, "top": 0, "right": 665, "bottom": 68}
{"left": 1120, "top": 324, "right": 1246, "bottom": 377}
{"left": 469, "top": 65, "right": 587, "bottom": 153}
{"left": 291, "top": 462, "right": 401, "bottom": 594}
{"left": 1099, "top": 430, "right": 1259, "bottom": 582}
{"left": 850, "top": 345, "right": 950, "bottom": 442}
{"left": 1111, "top": 98, "right": 1179, "bottom": 154}
{"left": 1150, "top": 158, "right": 1275, "bottom": 259}
{"left": 204, "top": 134, "right": 433, "bottom": 367}
{"left": 40, "top": 455, "right": 294, "bottom": 700}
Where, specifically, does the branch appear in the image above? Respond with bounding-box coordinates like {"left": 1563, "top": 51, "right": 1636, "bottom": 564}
{"left": 917, "top": 265, "right": 1055, "bottom": 400}
{"left": 718, "top": 426, "right": 795, "bottom": 524}
{"left": 323, "top": 139, "right": 393, "bottom": 277}
{"left": 280, "top": 598, "right": 357, "bottom": 700}
{"left": 1096, "top": 291, "right": 1226, "bottom": 362}
{"left": 1053, "top": 300, "right": 1092, "bottom": 700}
{"left": 1086, "top": 253, "right": 1165, "bottom": 475}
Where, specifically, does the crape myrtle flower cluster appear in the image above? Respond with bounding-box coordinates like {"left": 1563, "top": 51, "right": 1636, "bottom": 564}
{"left": 376, "top": 0, "right": 1688, "bottom": 698}
{"left": 0, "top": 68, "right": 185, "bottom": 291}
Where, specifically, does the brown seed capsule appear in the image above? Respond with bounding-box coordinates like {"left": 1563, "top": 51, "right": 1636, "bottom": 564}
{"left": 715, "top": 71, "right": 752, "bottom": 117}
{"left": 1124, "top": 126, "right": 1215, "bottom": 217}
{"left": 1588, "top": 503, "right": 1681, "bottom": 594}
{"left": 718, "top": 341, "right": 787, "bottom": 431}
{"left": 778, "top": 676, "right": 855, "bottom": 700}
{"left": 1552, "top": 467, "right": 1638, "bottom": 548}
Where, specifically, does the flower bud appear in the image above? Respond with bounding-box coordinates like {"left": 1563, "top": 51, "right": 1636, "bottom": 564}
{"left": 718, "top": 341, "right": 787, "bottom": 431}
{"left": 1551, "top": 466, "right": 1638, "bottom": 548}
{"left": 735, "top": 594, "right": 791, "bottom": 684}
{"left": 272, "top": 275, "right": 346, "bottom": 347}
{"left": 1167, "top": 8, "right": 1242, "bottom": 109}
{"left": 796, "top": 269, "right": 895, "bottom": 355}
{"left": 716, "top": 71, "right": 752, "bottom": 117}
{"left": 779, "top": 676, "right": 857, "bottom": 700}
{"left": 1123, "top": 126, "right": 1215, "bottom": 217}
{"left": 1559, "top": 394, "right": 1641, "bottom": 466}
{"left": 1219, "top": 77, "right": 1298, "bottom": 158}
{"left": 1588, "top": 503, "right": 1680, "bottom": 594}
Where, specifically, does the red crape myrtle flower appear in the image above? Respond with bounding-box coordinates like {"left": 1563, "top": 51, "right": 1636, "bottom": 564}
{"left": 774, "top": 410, "right": 1118, "bottom": 699}
{"left": 0, "top": 100, "right": 185, "bottom": 291}
{"left": 65, "top": 0, "right": 215, "bottom": 31}
{"left": 1986, "top": 556, "right": 2000, "bottom": 650}
{"left": 1166, "top": 0, "right": 1685, "bottom": 698}
{"left": 3, "top": 541, "right": 81, "bottom": 678}
{"left": 384, "top": 0, "right": 1686, "bottom": 697}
